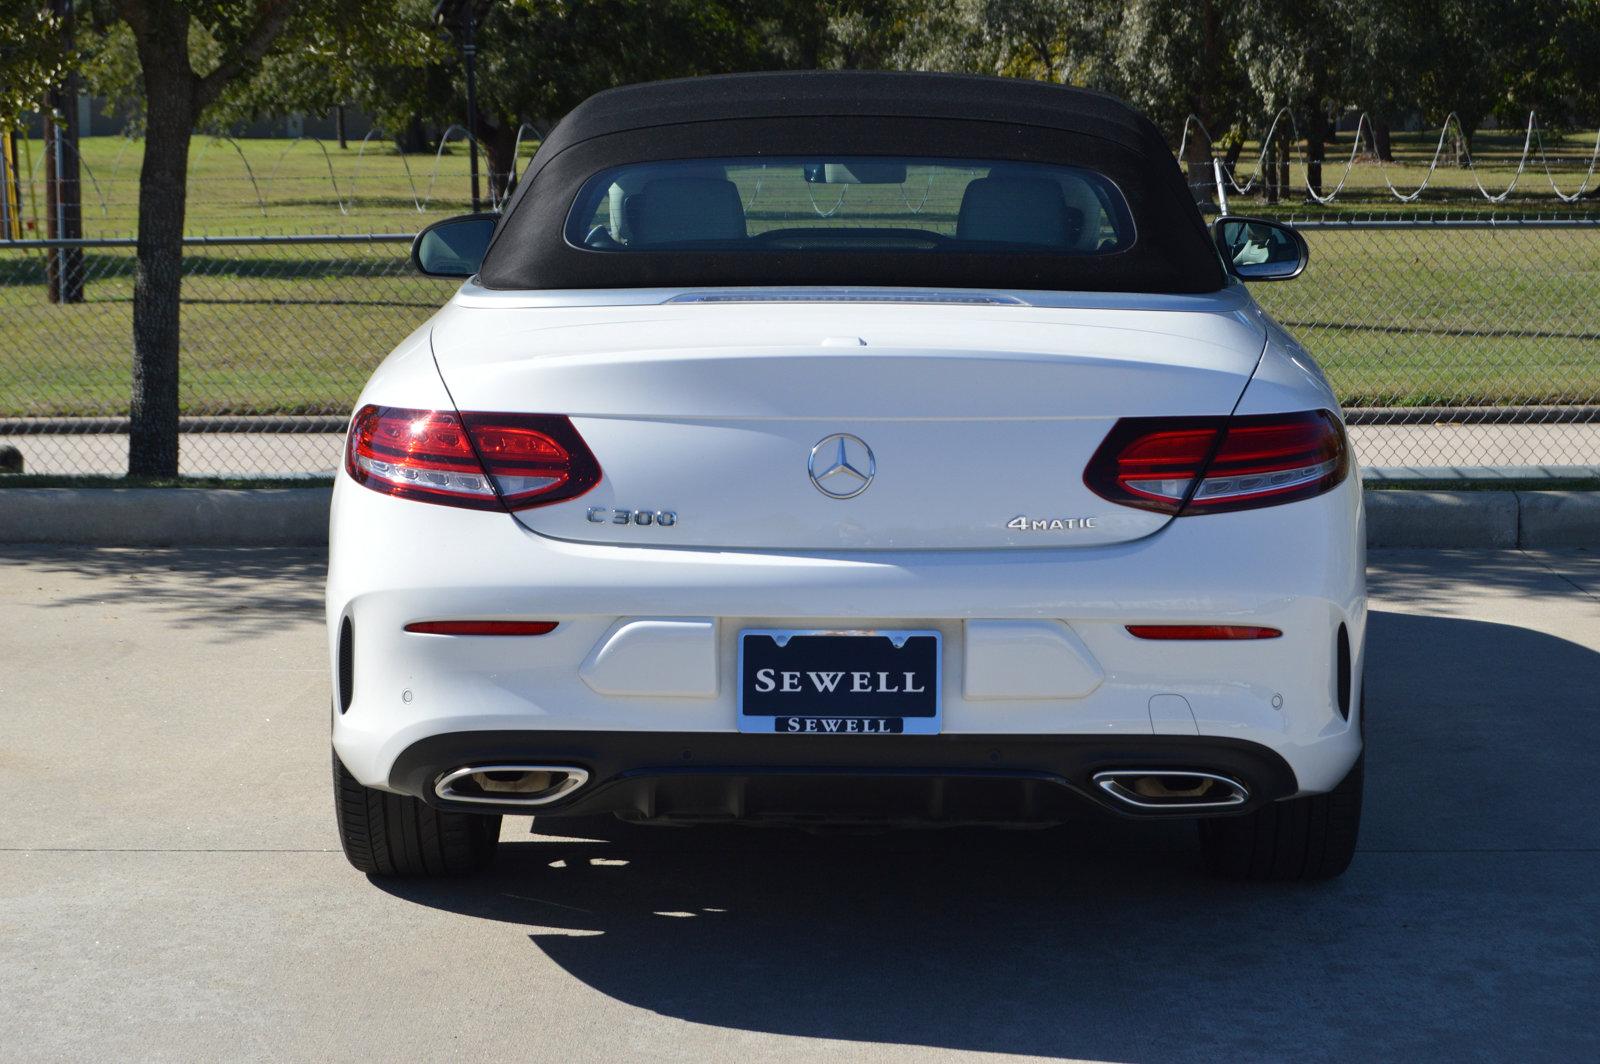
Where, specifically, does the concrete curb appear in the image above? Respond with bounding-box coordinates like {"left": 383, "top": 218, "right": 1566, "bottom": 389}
{"left": 0, "top": 488, "right": 331, "bottom": 547}
{"left": 0, "top": 487, "right": 1593, "bottom": 549}
{"left": 1364, "top": 491, "right": 1519, "bottom": 548}
{"left": 1364, "top": 490, "right": 1600, "bottom": 548}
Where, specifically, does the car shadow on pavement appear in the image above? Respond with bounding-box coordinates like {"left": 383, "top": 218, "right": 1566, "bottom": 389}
{"left": 377, "top": 606, "right": 1600, "bottom": 1061}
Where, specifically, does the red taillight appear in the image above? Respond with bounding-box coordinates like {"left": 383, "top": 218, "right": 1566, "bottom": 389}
{"left": 346, "top": 405, "right": 601, "bottom": 510}
{"left": 1126, "top": 625, "right": 1282, "bottom": 640}
{"left": 1084, "top": 410, "right": 1347, "bottom": 515}
{"left": 405, "top": 620, "right": 559, "bottom": 635}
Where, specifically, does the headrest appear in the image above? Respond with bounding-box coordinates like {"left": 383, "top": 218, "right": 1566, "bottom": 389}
{"left": 625, "top": 177, "right": 747, "bottom": 245}
{"left": 956, "top": 176, "right": 1082, "bottom": 248}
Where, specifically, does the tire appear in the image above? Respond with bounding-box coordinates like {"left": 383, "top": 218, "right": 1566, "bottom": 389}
{"left": 1198, "top": 755, "right": 1363, "bottom": 882}
{"left": 332, "top": 751, "right": 501, "bottom": 877}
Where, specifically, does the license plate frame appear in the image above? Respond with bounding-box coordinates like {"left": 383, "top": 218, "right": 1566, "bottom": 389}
{"left": 737, "top": 628, "right": 943, "bottom": 735}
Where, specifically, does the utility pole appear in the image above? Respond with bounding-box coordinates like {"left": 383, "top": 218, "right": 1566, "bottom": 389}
{"left": 45, "top": 0, "right": 84, "bottom": 303}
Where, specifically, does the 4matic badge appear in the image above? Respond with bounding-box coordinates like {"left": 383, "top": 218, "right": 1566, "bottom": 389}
{"left": 1008, "top": 515, "right": 1100, "bottom": 532}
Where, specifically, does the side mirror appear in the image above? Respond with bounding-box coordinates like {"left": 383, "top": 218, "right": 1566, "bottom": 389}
{"left": 411, "top": 213, "right": 498, "bottom": 278}
{"left": 1212, "top": 216, "right": 1308, "bottom": 281}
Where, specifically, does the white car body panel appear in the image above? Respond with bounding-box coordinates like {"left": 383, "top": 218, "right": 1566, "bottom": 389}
{"left": 428, "top": 290, "right": 1268, "bottom": 550}
{"left": 330, "top": 281, "right": 1364, "bottom": 817}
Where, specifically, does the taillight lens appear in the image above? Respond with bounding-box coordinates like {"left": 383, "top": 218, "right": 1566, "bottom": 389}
{"left": 1084, "top": 410, "right": 1348, "bottom": 515}
{"left": 404, "top": 620, "right": 559, "bottom": 635}
{"left": 345, "top": 405, "right": 601, "bottom": 510}
{"left": 1126, "top": 625, "right": 1282, "bottom": 640}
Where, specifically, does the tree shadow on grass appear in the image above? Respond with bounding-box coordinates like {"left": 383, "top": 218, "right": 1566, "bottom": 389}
{"left": 0, "top": 545, "right": 324, "bottom": 642}
{"left": 377, "top": 609, "right": 1600, "bottom": 1061}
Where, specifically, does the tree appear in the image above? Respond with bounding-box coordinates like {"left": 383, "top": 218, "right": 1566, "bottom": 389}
{"left": 1555, "top": 0, "right": 1600, "bottom": 128}
{"left": 1, "top": 6, "right": 73, "bottom": 129}
{"left": 107, "top": 1, "right": 308, "bottom": 476}
{"left": 754, "top": 0, "right": 915, "bottom": 71}
{"left": 1231, "top": 0, "right": 1346, "bottom": 198}
{"left": 1409, "top": 0, "right": 1500, "bottom": 165}
{"left": 210, "top": 0, "right": 768, "bottom": 203}
{"left": 1112, "top": 0, "right": 1249, "bottom": 194}
{"left": 1339, "top": 2, "right": 1422, "bottom": 162}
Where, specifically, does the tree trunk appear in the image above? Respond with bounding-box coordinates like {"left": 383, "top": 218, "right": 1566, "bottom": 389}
{"left": 477, "top": 120, "right": 520, "bottom": 205}
{"left": 1184, "top": 0, "right": 1220, "bottom": 205}
{"left": 1183, "top": 132, "right": 1213, "bottom": 206}
{"left": 1304, "top": 109, "right": 1330, "bottom": 199}
{"left": 116, "top": 0, "right": 295, "bottom": 478}
{"left": 395, "top": 115, "right": 431, "bottom": 154}
{"left": 1371, "top": 118, "right": 1393, "bottom": 162}
{"left": 1452, "top": 119, "right": 1474, "bottom": 169}
{"left": 1276, "top": 133, "right": 1290, "bottom": 201}
{"left": 128, "top": 74, "right": 195, "bottom": 478}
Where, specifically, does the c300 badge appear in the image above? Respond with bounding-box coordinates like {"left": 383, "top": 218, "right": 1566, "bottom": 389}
{"left": 588, "top": 507, "right": 677, "bottom": 527}
{"left": 1008, "top": 515, "right": 1099, "bottom": 532}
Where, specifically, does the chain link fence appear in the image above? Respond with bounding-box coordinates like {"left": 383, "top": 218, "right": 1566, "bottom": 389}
{"left": 2, "top": 217, "right": 1597, "bottom": 477}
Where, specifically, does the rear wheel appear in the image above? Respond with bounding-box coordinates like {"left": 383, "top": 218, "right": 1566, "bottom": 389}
{"left": 332, "top": 751, "right": 501, "bottom": 877}
{"left": 1198, "top": 755, "right": 1363, "bottom": 881}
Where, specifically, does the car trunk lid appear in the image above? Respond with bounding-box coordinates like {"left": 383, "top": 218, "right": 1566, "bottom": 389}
{"left": 429, "top": 296, "right": 1265, "bottom": 550}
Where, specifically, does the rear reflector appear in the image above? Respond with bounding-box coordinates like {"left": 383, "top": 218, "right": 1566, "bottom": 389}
{"left": 346, "top": 405, "right": 601, "bottom": 510}
{"left": 404, "top": 621, "right": 559, "bottom": 636}
{"left": 1084, "top": 410, "right": 1348, "bottom": 515}
{"left": 1126, "top": 625, "right": 1282, "bottom": 640}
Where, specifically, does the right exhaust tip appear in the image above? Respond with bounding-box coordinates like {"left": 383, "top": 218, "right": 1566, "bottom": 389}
{"left": 1092, "top": 769, "right": 1249, "bottom": 811}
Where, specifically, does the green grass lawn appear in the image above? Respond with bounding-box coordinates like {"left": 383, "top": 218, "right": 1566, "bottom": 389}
{"left": 0, "top": 244, "right": 456, "bottom": 416}
{"left": 5, "top": 134, "right": 541, "bottom": 237}
{"left": 3, "top": 222, "right": 1594, "bottom": 416}
{"left": 4, "top": 128, "right": 1597, "bottom": 238}
{"left": 1258, "top": 225, "right": 1600, "bottom": 406}
{"left": 1, "top": 133, "right": 1596, "bottom": 416}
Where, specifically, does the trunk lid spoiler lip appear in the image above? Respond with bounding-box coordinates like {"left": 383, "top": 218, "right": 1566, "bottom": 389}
{"left": 447, "top": 280, "right": 1256, "bottom": 315}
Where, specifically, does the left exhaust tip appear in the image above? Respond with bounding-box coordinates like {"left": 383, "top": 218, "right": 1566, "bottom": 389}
{"left": 434, "top": 764, "right": 590, "bottom": 807}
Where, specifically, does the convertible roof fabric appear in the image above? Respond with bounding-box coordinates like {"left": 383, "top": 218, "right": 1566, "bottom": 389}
{"left": 479, "top": 71, "right": 1225, "bottom": 294}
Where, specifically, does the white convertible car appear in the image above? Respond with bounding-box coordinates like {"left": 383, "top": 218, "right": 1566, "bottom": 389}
{"left": 328, "top": 72, "right": 1365, "bottom": 881}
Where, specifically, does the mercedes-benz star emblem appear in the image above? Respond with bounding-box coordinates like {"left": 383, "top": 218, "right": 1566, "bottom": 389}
{"left": 808, "top": 433, "right": 876, "bottom": 499}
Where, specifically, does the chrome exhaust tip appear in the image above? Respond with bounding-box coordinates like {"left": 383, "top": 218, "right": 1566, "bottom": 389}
{"left": 434, "top": 764, "right": 590, "bottom": 807}
{"left": 1091, "top": 770, "right": 1249, "bottom": 811}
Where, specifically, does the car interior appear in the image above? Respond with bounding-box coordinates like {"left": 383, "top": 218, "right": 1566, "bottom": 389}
{"left": 573, "top": 159, "right": 1129, "bottom": 254}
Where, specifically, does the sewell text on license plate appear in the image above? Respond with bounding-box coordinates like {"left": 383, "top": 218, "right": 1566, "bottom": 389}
{"left": 737, "top": 629, "right": 942, "bottom": 735}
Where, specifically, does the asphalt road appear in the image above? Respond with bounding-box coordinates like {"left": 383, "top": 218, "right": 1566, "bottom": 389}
{"left": 2, "top": 548, "right": 1598, "bottom": 1062}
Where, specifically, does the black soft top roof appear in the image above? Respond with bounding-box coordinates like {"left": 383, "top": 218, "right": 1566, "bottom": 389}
{"left": 481, "top": 71, "right": 1223, "bottom": 294}
{"left": 528, "top": 71, "right": 1170, "bottom": 167}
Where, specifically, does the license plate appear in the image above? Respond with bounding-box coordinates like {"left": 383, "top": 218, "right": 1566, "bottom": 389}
{"left": 738, "top": 629, "right": 942, "bottom": 735}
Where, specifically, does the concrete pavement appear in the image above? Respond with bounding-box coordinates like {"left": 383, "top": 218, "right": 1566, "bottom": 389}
{"left": 1, "top": 548, "right": 1598, "bottom": 1062}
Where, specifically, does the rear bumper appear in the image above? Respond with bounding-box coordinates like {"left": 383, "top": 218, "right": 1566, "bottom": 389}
{"left": 328, "top": 472, "right": 1366, "bottom": 801}
{"left": 389, "top": 730, "right": 1299, "bottom": 824}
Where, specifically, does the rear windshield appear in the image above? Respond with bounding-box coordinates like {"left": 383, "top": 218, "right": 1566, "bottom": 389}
{"left": 565, "top": 157, "right": 1134, "bottom": 256}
